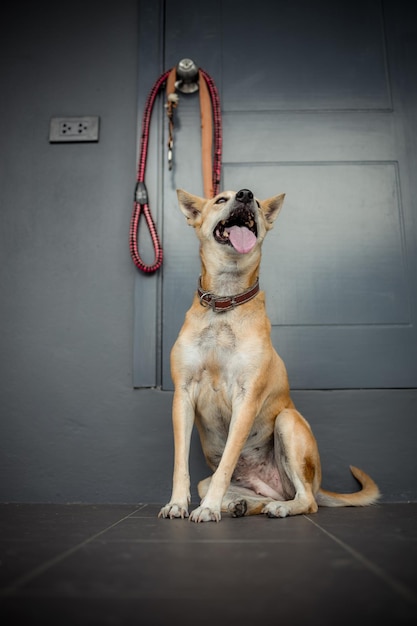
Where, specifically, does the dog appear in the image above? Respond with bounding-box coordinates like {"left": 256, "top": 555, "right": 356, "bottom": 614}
{"left": 159, "top": 188, "right": 380, "bottom": 522}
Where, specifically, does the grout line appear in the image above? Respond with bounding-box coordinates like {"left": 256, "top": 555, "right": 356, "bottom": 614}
{"left": 66, "top": 538, "right": 311, "bottom": 543}
{"left": 304, "top": 514, "right": 417, "bottom": 605}
{"left": 0, "top": 505, "right": 147, "bottom": 598}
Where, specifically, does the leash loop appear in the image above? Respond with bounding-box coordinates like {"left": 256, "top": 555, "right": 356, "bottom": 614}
{"left": 129, "top": 62, "right": 222, "bottom": 273}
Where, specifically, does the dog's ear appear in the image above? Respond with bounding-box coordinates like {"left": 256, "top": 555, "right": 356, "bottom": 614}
{"left": 176, "top": 189, "right": 205, "bottom": 227}
{"left": 260, "top": 193, "right": 285, "bottom": 229}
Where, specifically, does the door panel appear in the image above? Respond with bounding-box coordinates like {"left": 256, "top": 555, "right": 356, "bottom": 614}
{"left": 134, "top": 0, "right": 417, "bottom": 390}
{"left": 221, "top": 0, "right": 391, "bottom": 111}
{"left": 224, "top": 162, "right": 409, "bottom": 326}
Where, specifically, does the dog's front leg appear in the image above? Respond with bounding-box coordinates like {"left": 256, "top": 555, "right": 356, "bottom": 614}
{"left": 189, "top": 405, "right": 255, "bottom": 523}
{"left": 158, "top": 390, "right": 194, "bottom": 519}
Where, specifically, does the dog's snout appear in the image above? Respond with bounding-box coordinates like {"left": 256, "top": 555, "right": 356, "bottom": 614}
{"left": 236, "top": 189, "right": 254, "bottom": 204}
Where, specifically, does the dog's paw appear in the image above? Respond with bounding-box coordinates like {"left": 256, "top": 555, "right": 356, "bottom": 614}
{"left": 228, "top": 499, "right": 247, "bottom": 518}
{"left": 262, "top": 501, "right": 290, "bottom": 518}
{"left": 158, "top": 503, "right": 189, "bottom": 519}
{"left": 189, "top": 505, "right": 221, "bottom": 523}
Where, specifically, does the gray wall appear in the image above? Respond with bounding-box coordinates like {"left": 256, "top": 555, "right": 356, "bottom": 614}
{"left": 0, "top": 0, "right": 173, "bottom": 503}
{"left": 1, "top": 1, "right": 416, "bottom": 504}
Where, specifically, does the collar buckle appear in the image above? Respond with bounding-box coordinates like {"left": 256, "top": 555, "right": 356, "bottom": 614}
{"left": 199, "top": 290, "right": 216, "bottom": 310}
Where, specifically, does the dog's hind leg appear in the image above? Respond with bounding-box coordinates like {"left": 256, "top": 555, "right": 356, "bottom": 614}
{"left": 198, "top": 477, "right": 273, "bottom": 517}
{"left": 262, "top": 408, "right": 322, "bottom": 518}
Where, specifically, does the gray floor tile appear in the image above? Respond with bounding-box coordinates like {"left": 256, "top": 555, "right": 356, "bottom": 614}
{"left": 1, "top": 503, "right": 416, "bottom": 626}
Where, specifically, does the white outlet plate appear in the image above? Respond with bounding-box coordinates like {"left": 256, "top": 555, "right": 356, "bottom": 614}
{"left": 49, "top": 116, "right": 100, "bottom": 143}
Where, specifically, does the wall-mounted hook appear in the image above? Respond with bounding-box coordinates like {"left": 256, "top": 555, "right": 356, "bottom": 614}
{"left": 175, "top": 58, "right": 199, "bottom": 93}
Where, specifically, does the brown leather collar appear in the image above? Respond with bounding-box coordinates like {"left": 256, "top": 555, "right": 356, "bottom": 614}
{"left": 197, "top": 277, "right": 259, "bottom": 312}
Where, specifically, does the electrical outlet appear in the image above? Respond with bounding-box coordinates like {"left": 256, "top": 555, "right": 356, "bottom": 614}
{"left": 49, "top": 116, "right": 100, "bottom": 143}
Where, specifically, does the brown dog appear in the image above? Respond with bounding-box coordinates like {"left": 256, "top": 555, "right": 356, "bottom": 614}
{"left": 159, "top": 188, "right": 380, "bottom": 522}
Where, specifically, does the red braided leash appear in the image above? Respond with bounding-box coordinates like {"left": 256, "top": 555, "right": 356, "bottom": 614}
{"left": 129, "top": 70, "right": 169, "bottom": 273}
{"left": 129, "top": 67, "right": 222, "bottom": 273}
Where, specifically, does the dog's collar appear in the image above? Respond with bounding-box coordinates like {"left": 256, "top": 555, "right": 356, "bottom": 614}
{"left": 197, "top": 277, "right": 260, "bottom": 312}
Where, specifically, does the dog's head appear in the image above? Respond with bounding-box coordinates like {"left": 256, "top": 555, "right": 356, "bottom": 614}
{"left": 176, "top": 188, "right": 285, "bottom": 256}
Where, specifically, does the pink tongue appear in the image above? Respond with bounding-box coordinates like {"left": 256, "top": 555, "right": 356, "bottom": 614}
{"left": 227, "top": 225, "right": 257, "bottom": 254}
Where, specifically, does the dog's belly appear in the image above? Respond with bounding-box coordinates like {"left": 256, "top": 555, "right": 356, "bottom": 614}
{"left": 232, "top": 449, "right": 287, "bottom": 500}
{"left": 196, "top": 400, "right": 287, "bottom": 500}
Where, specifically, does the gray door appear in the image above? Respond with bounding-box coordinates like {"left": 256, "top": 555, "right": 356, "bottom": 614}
{"left": 133, "top": 0, "right": 417, "bottom": 390}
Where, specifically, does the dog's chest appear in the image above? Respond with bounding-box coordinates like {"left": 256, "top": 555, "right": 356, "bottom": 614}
{"left": 182, "top": 318, "right": 249, "bottom": 398}
{"left": 197, "top": 320, "right": 237, "bottom": 354}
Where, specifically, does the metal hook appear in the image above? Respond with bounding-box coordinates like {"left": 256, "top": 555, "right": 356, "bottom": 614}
{"left": 175, "top": 58, "right": 199, "bottom": 93}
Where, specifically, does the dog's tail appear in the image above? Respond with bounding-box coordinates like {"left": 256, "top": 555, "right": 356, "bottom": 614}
{"left": 316, "top": 465, "right": 380, "bottom": 507}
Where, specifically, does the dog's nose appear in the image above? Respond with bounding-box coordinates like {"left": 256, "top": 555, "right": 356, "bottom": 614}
{"left": 236, "top": 189, "right": 254, "bottom": 204}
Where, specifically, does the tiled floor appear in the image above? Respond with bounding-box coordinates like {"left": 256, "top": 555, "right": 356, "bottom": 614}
{"left": 1, "top": 502, "right": 416, "bottom": 625}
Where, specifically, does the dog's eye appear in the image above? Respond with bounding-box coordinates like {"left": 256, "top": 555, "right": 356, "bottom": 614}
{"left": 215, "top": 197, "right": 227, "bottom": 204}
{"left": 256, "top": 200, "right": 260, "bottom": 208}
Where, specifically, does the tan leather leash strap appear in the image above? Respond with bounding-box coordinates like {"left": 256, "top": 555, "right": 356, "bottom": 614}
{"left": 165, "top": 68, "right": 215, "bottom": 199}
{"left": 199, "top": 70, "right": 214, "bottom": 199}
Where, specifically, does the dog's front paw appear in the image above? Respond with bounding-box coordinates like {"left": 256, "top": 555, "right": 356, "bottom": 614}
{"left": 262, "top": 501, "right": 290, "bottom": 518}
{"left": 158, "top": 503, "right": 189, "bottom": 519}
{"left": 189, "top": 505, "right": 221, "bottom": 523}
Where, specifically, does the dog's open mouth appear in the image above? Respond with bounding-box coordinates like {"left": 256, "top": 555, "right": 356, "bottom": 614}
{"left": 213, "top": 207, "right": 258, "bottom": 254}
